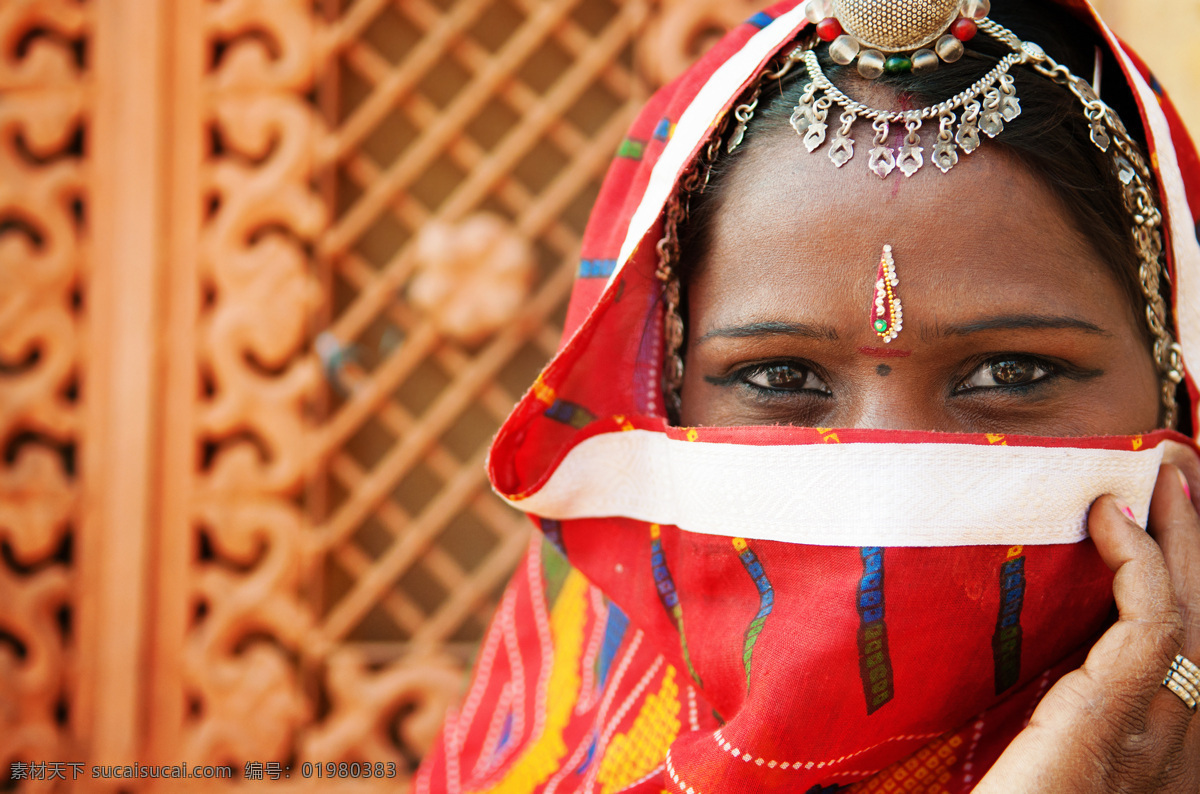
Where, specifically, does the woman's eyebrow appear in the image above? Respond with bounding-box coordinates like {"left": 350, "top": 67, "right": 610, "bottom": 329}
{"left": 932, "top": 313, "right": 1111, "bottom": 338}
{"left": 695, "top": 320, "right": 839, "bottom": 345}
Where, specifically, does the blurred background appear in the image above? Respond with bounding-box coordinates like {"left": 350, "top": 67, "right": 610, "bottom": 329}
{"left": 1, "top": 0, "right": 1197, "bottom": 790}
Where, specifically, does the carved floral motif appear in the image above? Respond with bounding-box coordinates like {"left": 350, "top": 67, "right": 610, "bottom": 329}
{"left": 409, "top": 214, "right": 536, "bottom": 346}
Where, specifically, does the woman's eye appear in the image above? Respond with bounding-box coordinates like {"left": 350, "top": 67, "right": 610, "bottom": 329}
{"left": 742, "top": 363, "right": 829, "bottom": 393}
{"left": 959, "top": 357, "right": 1052, "bottom": 391}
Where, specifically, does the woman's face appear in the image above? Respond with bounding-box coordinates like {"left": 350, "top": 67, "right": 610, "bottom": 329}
{"left": 679, "top": 130, "right": 1161, "bottom": 434}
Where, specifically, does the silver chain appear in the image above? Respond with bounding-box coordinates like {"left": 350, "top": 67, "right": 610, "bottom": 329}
{"left": 799, "top": 48, "right": 1024, "bottom": 124}
{"left": 1005, "top": 20, "right": 1185, "bottom": 426}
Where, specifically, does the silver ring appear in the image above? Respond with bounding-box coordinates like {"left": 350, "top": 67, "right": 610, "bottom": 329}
{"left": 1163, "top": 653, "right": 1200, "bottom": 711}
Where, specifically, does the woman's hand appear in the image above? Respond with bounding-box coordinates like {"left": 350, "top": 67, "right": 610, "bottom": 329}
{"left": 974, "top": 446, "right": 1200, "bottom": 794}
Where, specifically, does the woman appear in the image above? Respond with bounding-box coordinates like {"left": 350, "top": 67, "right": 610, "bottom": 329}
{"left": 417, "top": 0, "right": 1200, "bottom": 791}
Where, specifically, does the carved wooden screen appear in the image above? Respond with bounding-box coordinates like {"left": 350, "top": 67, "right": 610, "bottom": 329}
{"left": 144, "top": 0, "right": 772, "bottom": 787}
{"left": 292, "top": 0, "right": 661, "bottom": 772}
{"left": 150, "top": 0, "right": 666, "bottom": 786}
{"left": 0, "top": 0, "right": 86, "bottom": 775}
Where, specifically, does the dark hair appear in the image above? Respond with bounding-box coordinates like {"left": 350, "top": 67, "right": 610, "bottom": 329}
{"left": 680, "top": 0, "right": 1152, "bottom": 334}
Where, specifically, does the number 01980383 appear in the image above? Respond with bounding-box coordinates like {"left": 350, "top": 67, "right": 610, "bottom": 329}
{"left": 300, "top": 762, "right": 397, "bottom": 778}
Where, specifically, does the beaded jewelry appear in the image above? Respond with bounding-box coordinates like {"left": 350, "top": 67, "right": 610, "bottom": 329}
{"left": 658, "top": 0, "right": 1186, "bottom": 427}
{"left": 872, "top": 245, "right": 902, "bottom": 343}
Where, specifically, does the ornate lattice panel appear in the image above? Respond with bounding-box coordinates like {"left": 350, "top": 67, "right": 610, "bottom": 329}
{"left": 152, "top": 0, "right": 688, "bottom": 788}
{"left": 302, "top": 0, "right": 660, "bottom": 778}
{"left": 0, "top": 0, "right": 87, "bottom": 779}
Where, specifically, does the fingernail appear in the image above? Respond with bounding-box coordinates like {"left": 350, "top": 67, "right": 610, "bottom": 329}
{"left": 1178, "top": 469, "right": 1193, "bottom": 502}
{"left": 1115, "top": 498, "right": 1136, "bottom": 521}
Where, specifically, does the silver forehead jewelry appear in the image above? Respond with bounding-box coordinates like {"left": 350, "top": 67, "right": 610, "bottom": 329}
{"left": 786, "top": 0, "right": 1046, "bottom": 177}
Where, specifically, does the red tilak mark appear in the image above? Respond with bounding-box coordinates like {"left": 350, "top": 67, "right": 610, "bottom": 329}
{"left": 858, "top": 346, "right": 912, "bottom": 358}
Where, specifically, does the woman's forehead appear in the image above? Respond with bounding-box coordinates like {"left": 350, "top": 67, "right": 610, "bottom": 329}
{"left": 693, "top": 130, "right": 1119, "bottom": 329}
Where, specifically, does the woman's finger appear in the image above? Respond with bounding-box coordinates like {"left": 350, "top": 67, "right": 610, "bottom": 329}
{"left": 1083, "top": 493, "right": 1184, "bottom": 707}
{"left": 1147, "top": 464, "right": 1200, "bottom": 660}
{"left": 1160, "top": 440, "right": 1200, "bottom": 512}
{"left": 1144, "top": 463, "right": 1200, "bottom": 766}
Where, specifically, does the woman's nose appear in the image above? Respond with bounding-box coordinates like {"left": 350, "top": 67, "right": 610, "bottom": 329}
{"left": 842, "top": 377, "right": 948, "bottom": 432}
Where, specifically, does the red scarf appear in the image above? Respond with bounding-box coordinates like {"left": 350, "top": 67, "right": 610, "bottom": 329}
{"left": 417, "top": 2, "right": 1200, "bottom": 792}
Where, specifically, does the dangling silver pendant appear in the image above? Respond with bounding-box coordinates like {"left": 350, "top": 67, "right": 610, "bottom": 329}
{"left": 868, "top": 119, "right": 895, "bottom": 179}
{"left": 828, "top": 132, "right": 854, "bottom": 167}
{"left": 897, "top": 120, "right": 924, "bottom": 177}
{"left": 790, "top": 105, "right": 812, "bottom": 136}
{"left": 790, "top": 82, "right": 818, "bottom": 137}
{"left": 998, "top": 75, "right": 1021, "bottom": 122}
{"left": 1114, "top": 154, "right": 1136, "bottom": 185}
{"left": 1090, "top": 121, "right": 1111, "bottom": 151}
{"left": 727, "top": 123, "right": 747, "bottom": 154}
{"left": 897, "top": 144, "right": 923, "bottom": 177}
{"left": 999, "top": 95, "right": 1022, "bottom": 122}
{"left": 869, "top": 146, "right": 896, "bottom": 178}
{"left": 980, "top": 109, "right": 1004, "bottom": 137}
{"left": 993, "top": 75, "right": 1022, "bottom": 122}
{"left": 980, "top": 89, "right": 1004, "bottom": 137}
{"left": 805, "top": 122, "right": 828, "bottom": 152}
{"left": 804, "top": 97, "right": 831, "bottom": 152}
{"left": 956, "top": 123, "right": 981, "bottom": 153}
{"left": 956, "top": 101, "right": 981, "bottom": 153}
{"left": 828, "top": 109, "right": 856, "bottom": 167}
{"left": 933, "top": 111, "right": 958, "bottom": 173}
{"left": 933, "top": 136, "right": 958, "bottom": 172}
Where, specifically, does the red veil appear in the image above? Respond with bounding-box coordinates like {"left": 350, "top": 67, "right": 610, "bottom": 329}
{"left": 416, "top": 2, "right": 1200, "bottom": 792}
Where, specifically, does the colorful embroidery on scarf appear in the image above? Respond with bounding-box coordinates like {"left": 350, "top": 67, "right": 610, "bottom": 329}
{"left": 595, "top": 666, "right": 682, "bottom": 793}
{"left": 732, "top": 537, "right": 774, "bottom": 688}
{"left": 576, "top": 734, "right": 598, "bottom": 774}
{"left": 543, "top": 539, "right": 573, "bottom": 607}
{"left": 616, "top": 137, "right": 646, "bottom": 160}
{"left": 857, "top": 547, "right": 895, "bottom": 714}
{"left": 578, "top": 644, "right": 659, "bottom": 792}
{"left": 575, "top": 590, "right": 611, "bottom": 715}
{"left": 579, "top": 259, "right": 617, "bottom": 278}
{"left": 651, "top": 524, "right": 701, "bottom": 686}
{"left": 746, "top": 11, "right": 775, "bottom": 28}
{"left": 652, "top": 118, "right": 675, "bottom": 141}
{"left": 992, "top": 546, "right": 1026, "bottom": 694}
{"left": 476, "top": 690, "right": 518, "bottom": 779}
{"left": 484, "top": 569, "right": 589, "bottom": 793}
{"left": 541, "top": 518, "right": 565, "bottom": 555}
{"left": 544, "top": 399, "right": 596, "bottom": 430}
{"left": 848, "top": 732, "right": 965, "bottom": 793}
{"left": 471, "top": 607, "right": 526, "bottom": 780}
{"left": 597, "top": 602, "right": 630, "bottom": 693}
